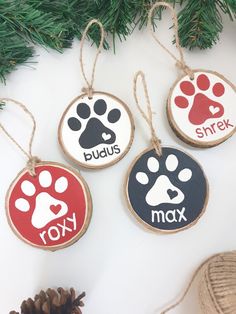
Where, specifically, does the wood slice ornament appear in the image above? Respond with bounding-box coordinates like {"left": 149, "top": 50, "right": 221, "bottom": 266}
{"left": 148, "top": 2, "right": 236, "bottom": 148}
{"left": 125, "top": 72, "right": 209, "bottom": 233}
{"left": 58, "top": 19, "right": 134, "bottom": 169}
{"left": 1, "top": 99, "right": 92, "bottom": 251}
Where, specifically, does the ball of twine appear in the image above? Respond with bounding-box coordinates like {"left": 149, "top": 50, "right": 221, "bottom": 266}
{"left": 161, "top": 251, "right": 236, "bottom": 314}
{"left": 199, "top": 251, "right": 236, "bottom": 314}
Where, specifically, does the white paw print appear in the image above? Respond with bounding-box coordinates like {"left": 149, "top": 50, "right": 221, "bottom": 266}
{"left": 136, "top": 154, "right": 192, "bottom": 207}
{"left": 15, "top": 170, "right": 69, "bottom": 229}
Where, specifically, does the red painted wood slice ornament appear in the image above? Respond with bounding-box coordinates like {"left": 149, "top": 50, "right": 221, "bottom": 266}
{"left": 6, "top": 162, "right": 92, "bottom": 250}
{"left": 59, "top": 92, "right": 134, "bottom": 169}
{"left": 58, "top": 19, "right": 134, "bottom": 169}
{"left": 0, "top": 98, "right": 92, "bottom": 251}
{"left": 148, "top": 2, "right": 236, "bottom": 148}
{"left": 168, "top": 70, "right": 236, "bottom": 147}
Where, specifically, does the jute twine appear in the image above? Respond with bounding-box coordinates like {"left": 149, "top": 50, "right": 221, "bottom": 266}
{"left": 80, "top": 19, "right": 105, "bottom": 98}
{"left": 160, "top": 251, "right": 236, "bottom": 314}
{"left": 0, "top": 98, "right": 40, "bottom": 176}
{"left": 133, "top": 71, "right": 162, "bottom": 156}
{"left": 148, "top": 2, "right": 194, "bottom": 80}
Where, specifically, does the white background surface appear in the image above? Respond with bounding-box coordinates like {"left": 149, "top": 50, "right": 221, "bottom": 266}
{"left": 0, "top": 12, "right": 235, "bottom": 314}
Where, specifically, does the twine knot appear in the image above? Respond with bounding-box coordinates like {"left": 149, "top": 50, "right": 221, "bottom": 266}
{"left": 176, "top": 60, "right": 194, "bottom": 80}
{"left": 82, "top": 86, "right": 94, "bottom": 99}
{"left": 27, "top": 156, "right": 41, "bottom": 176}
{"left": 151, "top": 136, "right": 162, "bottom": 156}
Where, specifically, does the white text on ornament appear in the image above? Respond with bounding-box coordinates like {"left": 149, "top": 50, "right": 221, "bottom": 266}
{"left": 151, "top": 207, "right": 187, "bottom": 223}
{"left": 39, "top": 212, "right": 77, "bottom": 245}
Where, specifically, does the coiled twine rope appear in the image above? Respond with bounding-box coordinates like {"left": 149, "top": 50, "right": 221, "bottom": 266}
{"left": 161, "top": 251, "right": 236, "bottom": 313}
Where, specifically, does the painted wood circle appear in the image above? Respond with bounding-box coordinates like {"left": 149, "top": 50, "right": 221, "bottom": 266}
{"left": 167, "top": 70, "right": 236, "bottom": 147}
{"left": 6, "top": 162, "right": 92, "bottom": 250}
{"left": 58, "top": 92, "right": 134, "bottom": 169}
{"left": 125, "top": 147, "right": 208, "bottom": 233}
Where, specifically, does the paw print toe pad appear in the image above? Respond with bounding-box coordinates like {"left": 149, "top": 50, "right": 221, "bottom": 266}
{"left": 136, "top": 172, "right": 149, "bottom": 185}
{"left": 94, "top": 99, "right": 107, "bottom": 115}
{"left": 180, "top": 81, "right": 195, "bottom": 95}
{"left": 15, "top": 198, "right": 30, "bottom": 212}
{"left": 213, "top": 83, "right": 225, "bottom": 97}
{"left": 147, "top": 157, "right": 159, "bottom": 173}
{"left": 166, "top": 154, "right": 178, "bottom": 172}
{"left": 21, "top": 180, "right": 35, "bottom": 196}
{"left": 39, "top": 170, "right": 52, "bottom": 188}
{"left": 178, "top": 168, "right": 192, "bottom": 182}
{"left": 68, "top": 117, "right": 81, "bottom": 131}
{"left": 55, "top": 177, "right": 68, "bottom": 193}
{"left": 174, "top": 96, "right": 189, "bottom": 109}
{"left": 108, "top": 109, "right": 121, "bottom": 123}
{"left": 197, "top": 74, "right": 210, "bottom": 90}
{"left": 77, "top": 103, "right": 90, "bottom": 119}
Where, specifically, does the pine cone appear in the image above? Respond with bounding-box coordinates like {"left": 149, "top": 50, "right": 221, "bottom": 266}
{"left": 10, "top": 287, "right": 85, "bottom": 314}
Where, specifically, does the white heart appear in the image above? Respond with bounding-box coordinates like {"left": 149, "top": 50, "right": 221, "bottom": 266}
{"left": 209, "top": 105, "right": 220, "bottom": 115}
{"left": 102, "top": 132, "right": 111, "bottom": 141}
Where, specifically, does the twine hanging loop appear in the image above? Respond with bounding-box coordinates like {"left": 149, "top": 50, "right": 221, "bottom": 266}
{"left": 0, "top": 98, "right": 40, "bottom": 176}
{"left": 133, "top": 71, "right": 162, "bottom": 156}
{"left": 80, "top": 19, "right": 105, "bottom": 98}
{"left": 148, "top": 2, "right": 194, "bottom": 80}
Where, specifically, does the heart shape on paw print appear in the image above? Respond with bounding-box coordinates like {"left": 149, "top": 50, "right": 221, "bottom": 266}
{"left": 50, "top": 204, "right": 62, "bottom": 215}
{"left": 102, "top": 132, "right": 112, "bottom": 141}
{"left": 167, "top": 189, "right": 178, "bottom": 200}
{"left": 209, "top": 105, "right": 220, "bottom": 115}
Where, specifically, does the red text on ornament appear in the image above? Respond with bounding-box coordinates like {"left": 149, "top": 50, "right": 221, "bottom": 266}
{"left": 195, "top": 119, "right": 234, "bottom": 139}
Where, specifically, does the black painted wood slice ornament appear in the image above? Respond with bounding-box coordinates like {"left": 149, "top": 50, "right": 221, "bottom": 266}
{"left": 1, "top": 98, "right": 92, "bottom": 251}
{"left": 126, "top": 71, "right": 209, "bottom": 233}
{"left": 148, "top": 2, "right": 236, "bottom": 148}
{"left": 58, "top": 20, "right": 134, "bottom": 169}
{"left": 168, "top": 70, "right": 236, "bottom": 147}
{"left": 126, "top": 147, "right": 208, "bottom": 233}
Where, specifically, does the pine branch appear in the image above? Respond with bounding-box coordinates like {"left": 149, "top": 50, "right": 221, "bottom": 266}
{"left": 0, "top": 0, "right": 72, "bottom": 51}
{"left": 0, "top": 0, "right": 235, "bottom": 82}
{"left": 177, "top": 0, "right": 223, "bottom": 49}
{"left": 137, "top": 0, "right": 181, "bottom": 29}
{"left": 227, "top": 0, "right": 236, "bottom": 13}
{"left": 31, "top": 0, "right": 91, "bottom": 40}
{"left": 0, "top": 21, "right": 33, "bottom": 83}
{"left": 217, "top": 0, "right": 236, "bottom": 19}
{"left": 88, "top": 0, "right": 136, "bottom": 49}
{"left": 0, "top": 0, "right": 73, "bottom": 82}
{"left": 0, "top": 101, "right": 5, "bottom": 109}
